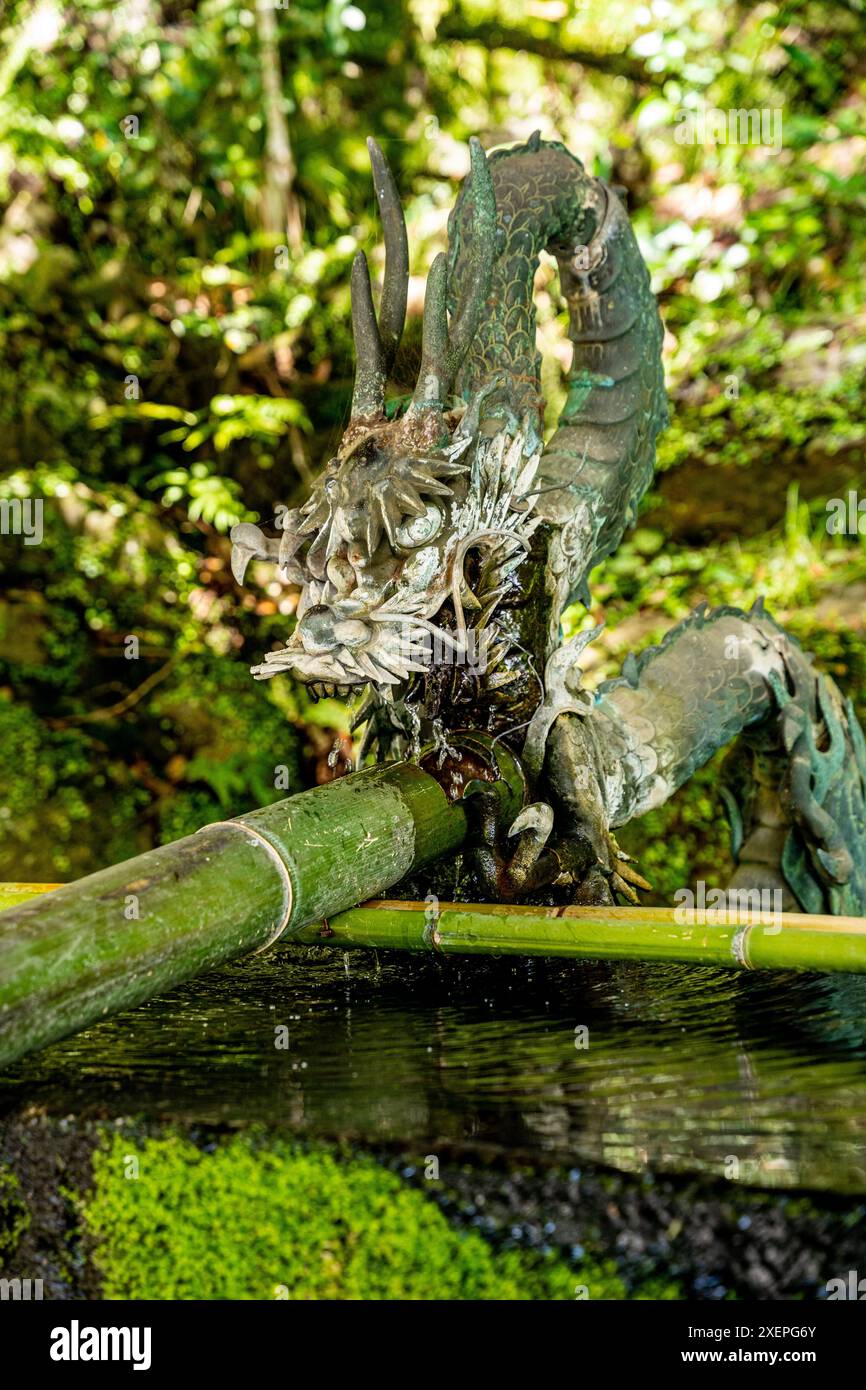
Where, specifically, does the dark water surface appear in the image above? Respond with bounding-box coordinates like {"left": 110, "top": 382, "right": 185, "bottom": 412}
{"left": 3, "top": 945, "right": 866, "bottom": 1193}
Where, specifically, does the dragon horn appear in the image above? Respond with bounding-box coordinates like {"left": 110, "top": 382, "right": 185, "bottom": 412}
{"left": 349, "top": 139, "right": 409, "bottom": 419}
{"left": 411, "top": 137, "right": 497, "bottom": 412}
{"left": 412, "top": 251, "right": 449, "bottom": 409}
{"left": 349, "top": 250, "right": 387, "bottom": 419}
{"left": 367, "top": 137, "right": 408, "bottom": 372}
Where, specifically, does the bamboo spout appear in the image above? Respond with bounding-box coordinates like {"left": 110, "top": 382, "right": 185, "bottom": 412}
{"left": 0, "top": 762, "right": 473, "bottom": 1070}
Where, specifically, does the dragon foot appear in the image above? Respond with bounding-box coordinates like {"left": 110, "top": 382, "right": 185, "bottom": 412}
{"left": 466, "top": 766, "right": 653, "bottom": 907}
{"left": 552, "top": 828, "right": 652, "bottom": 907}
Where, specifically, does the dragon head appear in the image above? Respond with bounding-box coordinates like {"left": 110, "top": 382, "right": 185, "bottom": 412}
{"left": 232, "top": 137, "right": 541, "bottom": 701}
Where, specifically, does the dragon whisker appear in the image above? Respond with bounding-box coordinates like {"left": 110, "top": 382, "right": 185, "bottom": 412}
{"left": 373, "top": 650, "right": 412, "bottom": 680}
{"left": 355, "top": 650, "right": 399, "bottom": 684}
{"left": 367, "top": 612, "right": 466, "bottom": 654}
{"left": 449, "top": 528, "right": 532, "bottom": 649}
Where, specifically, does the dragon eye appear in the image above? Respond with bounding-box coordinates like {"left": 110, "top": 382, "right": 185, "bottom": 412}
{"left": 395, "top": 503, "right": 444, "bottom": 549}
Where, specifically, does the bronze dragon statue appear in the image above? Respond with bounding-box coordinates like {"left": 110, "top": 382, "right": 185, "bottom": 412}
{"left": 231, "top": 134, "right": 866, "bottom": 915}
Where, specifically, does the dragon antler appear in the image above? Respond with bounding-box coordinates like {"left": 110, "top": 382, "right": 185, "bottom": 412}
{"left": 411, "top": 137, "right": 497, "bottom": 414}
{"left": 350, "top": 136, "right": 497, "bottom": 422}
{"left": 349, "top": 137, "right": 409, "bottom": 421}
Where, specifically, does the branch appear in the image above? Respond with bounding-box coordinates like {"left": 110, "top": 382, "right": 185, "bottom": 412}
{"left": 436, "top": 19, "right": 659, "bottom": 86}
{"left": 46, "top": 657, "right": 177, "bottom": 727}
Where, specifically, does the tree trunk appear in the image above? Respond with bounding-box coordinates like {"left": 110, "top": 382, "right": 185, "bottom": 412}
{"left": 256, "top": 0, "right": 302, "bottom": 251}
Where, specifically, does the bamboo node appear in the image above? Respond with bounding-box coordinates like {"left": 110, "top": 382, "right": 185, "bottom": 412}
{"left": 730, "top": 921, "right": 754, "bottom": 970}
{"left": 197, "top": 821, "right": 294, "bottom": 952}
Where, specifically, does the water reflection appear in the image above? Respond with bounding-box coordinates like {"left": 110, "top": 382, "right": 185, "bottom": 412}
{"left": 2, "top": 946, "right": 866, "bottom": 1192}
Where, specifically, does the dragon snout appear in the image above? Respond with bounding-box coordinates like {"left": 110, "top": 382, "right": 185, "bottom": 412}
{"left": 297, "top": 605, "right": 374, "bottom": 657}
{"left": 254, "top": 601, "right": 433, "bottom": 693}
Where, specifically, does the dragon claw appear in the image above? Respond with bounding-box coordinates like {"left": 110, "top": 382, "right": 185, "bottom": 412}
{"left": 508, "top": 802, "right": 555, "bottom": 845}
{"left": 611, "top": 858, "right": 652, "bottom": 893}
{"left": 609, "top": 871, "right": 641, "bottom": 905}
{"left": 468, "top": 791, "right": 560, "bottom": 899}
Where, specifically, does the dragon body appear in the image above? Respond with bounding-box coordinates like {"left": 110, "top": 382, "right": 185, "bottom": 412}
{"left": 233, "top": 135, "right": 866, "bottom": 916}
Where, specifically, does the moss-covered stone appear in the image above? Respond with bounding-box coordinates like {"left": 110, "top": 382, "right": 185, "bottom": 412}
{"left": 82, "top": 1131, "right": 627, "bottom": 1300}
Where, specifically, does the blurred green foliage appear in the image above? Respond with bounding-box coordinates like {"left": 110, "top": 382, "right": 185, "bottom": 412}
{"left": 1, "top": 0, "right": 865, "bottom": 883}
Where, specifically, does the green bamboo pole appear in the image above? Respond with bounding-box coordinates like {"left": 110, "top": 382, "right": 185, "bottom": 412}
{"left": 0, "top": 762, "right": 483, "bottom": 1069}
{"left": 7, "top": 885, "right": 866, "bottom": 979}
{"left": 294, "top": 899, "right": 866, "bottom": 975}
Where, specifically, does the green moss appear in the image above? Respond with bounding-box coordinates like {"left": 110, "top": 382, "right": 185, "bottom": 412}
{"left": 631, "top": 1276, "right": 687, "bottom": 1300}
{"left": 0, "top": 1167, "right": 30, "bottom": 1262}
{"left": 83, "top": 1131, "right": 629, "bottom": 1301}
